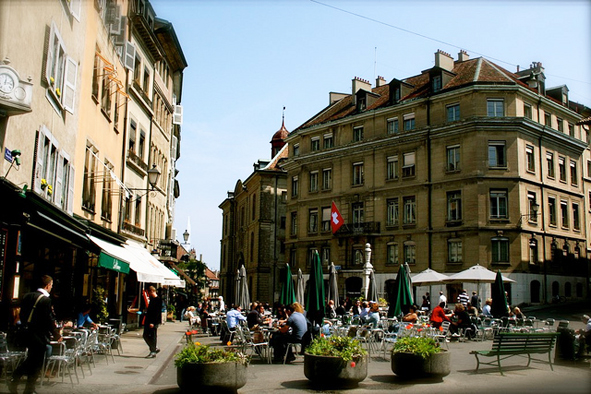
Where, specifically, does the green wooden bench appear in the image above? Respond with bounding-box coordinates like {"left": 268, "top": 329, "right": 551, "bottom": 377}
{"left": 470, "top": 331, "right": 560, "bottom": 375}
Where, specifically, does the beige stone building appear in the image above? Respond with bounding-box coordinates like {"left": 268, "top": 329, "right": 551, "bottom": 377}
{"left": 219, "top": 121, "right": 289, "bottom": 305}
{"left": 283, "top": 50, "right": 591, "bottom": 306}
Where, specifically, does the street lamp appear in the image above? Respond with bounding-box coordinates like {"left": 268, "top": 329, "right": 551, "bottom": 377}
{"left": 183, "top": 229, "right": 189, "bottom": 244}
{"left": 519, "top": 202, "right": 540, "bottom": 226}
{"left": 147, "top": 164, "right": 161, "bottom": 190}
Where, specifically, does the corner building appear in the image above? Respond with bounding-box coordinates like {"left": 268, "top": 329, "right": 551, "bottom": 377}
{"left": 283, "top": 50, "right": 591, "bottom": 306}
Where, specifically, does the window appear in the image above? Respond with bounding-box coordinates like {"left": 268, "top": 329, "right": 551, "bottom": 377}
{"left": 101, "top": 160, "right": 113, "bottom": 221}
{"left": 490, "top": 190, "right": 508, "bottom": 219}
{"left": 487, "top": 99, "right": 504, "bottom": 117}
{"left": 322, "top": 168, "right": 332, "bottom": 190}
{"left": 323, "top": 133, "right": 333, "bottom": 149}
{"left": 404, "top": 242, "right": 416, "bottom": 264}
{"left": 548, "top": 197, "right": 557, "bottom": 226}
{"left": 488, "top": 141, "right": 506, "bottom": 168}
{"left": 309, "top": 171, "right": 318, "bottom": 192}
{"left": 570, "top": 160, "right": 577, "bottom": 185}
{"left": 587, "top": 160, "right": 591, "bottom": 178}
{"left": 387, "top": 243, "right": 399, "bottom": 265}
{"left": 572, "top": 203, "right": 580, "bottom": 230}
{"left": 558, "top": 156, "right": 566, "bottom": 182}
{"left": 134, "top": 196, "right": 142, "bottom": 226}
{"left": 386, "top": 198, "right": 399, "bottom": 226}
{"left": 322, "top": 247, "right": 330, "bottom": 265}
{"left": 448, "top": 240, "right": 463, "bottom": 263}
{"left": 129, "top": 119, "right": 137, "bottom": 152}
{"left": 291, "top": 175, "right": 299, "bottom": 197}
{"left": 446, "top": 145, "right": 460, "bottom": 172}
{"left": 544, "top": 112, "right": 551, "bottom": 127}
{"left": 387, "top": 155, "right": 399, "bottom": 180}
{"left": 528, "top": 192, "right": 538, "bottom": 223}
{"left": 557, "top": 117, "right": 563, "bottom": 132}
{"left": 290, "top": 212, "right": 298, "bottom": 235}
{"left": 311, "top": 137, "right": 320, "bottom": 151}
{"left": 387, "top": 118, "right": 399, "bottom": 134}
{"left": 290, "top": 249, "right": 297, "bottom": 266}
{"left": 138, "top": 130, "right": 145, "bottom": 159}
{"left": 352, "top": 202, "right": 364, "bottom": 225}
{"left": 561, "top": 200, "right": 568, "bottom": 228}
{"left": 321, "top": 207, "right": 331, "bottom": 232}
{"left": 46, "top": 22, "right": 77, "bottom": 113}
{"left": 402, "top": 152, "right": 415, "bottom": 177}
{"left": 547, "top": 152, "right": 555, "bottom": 178}
{"left": 251, "top": 194, "right": 256, "bottom": 220}
{"left": 100, "top": 67, "right": 112, "bottom": 117}
{"left": 568, "top": 123, "right": 574, "bottom": 137}
{"left": 308, "top": 209, "right": 318, "bottom": 233}
{"left": 352, "top": 162, "right": 364, "bottom": 185}
{"left": 524, "top": 103, "right": 532, "bottom": 120}
{"left": 403, "top": 113, "right": 415, "bottom": 131}
{"left": 292, "top": 144, "right": 300, "bottom": 156}
{"left": 353, "top": 248, "right": 364, "bottom": 265}
{"left": 307, "top": 248, "right": 319, "bottom": 267}
{"left": 353, "top": 126, "right": 364, "bottom": 142}
{"left": 403, "top": 196, "right": 416, "bottom": 225}
{"left": 526, "top": 145, "right": 535, "bottom": 172}
{"left": 447, "top": 104, "right": 460, "bottom": 122}
{"left": 491, "top": 237, "right": 509, "bottom": 263}
{"left": 82, "top": 143, "right": 97, "bottom": 212}
{"left": 432, "top": 75, "right": 442, "bottom": 92}
{"left": 447, "top": 191, "right": 462, "bottom": 222}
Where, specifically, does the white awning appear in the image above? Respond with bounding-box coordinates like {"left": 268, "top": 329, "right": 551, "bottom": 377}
{"left": 124, "top": 241, "right": 184, "bottom": 287}
{"left": 87, "top": 235, "right": 131, "bottom": 274}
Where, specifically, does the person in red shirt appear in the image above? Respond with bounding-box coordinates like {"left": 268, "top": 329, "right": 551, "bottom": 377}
{"left": 430, "top": 301, "right": 451, "bottom": 329}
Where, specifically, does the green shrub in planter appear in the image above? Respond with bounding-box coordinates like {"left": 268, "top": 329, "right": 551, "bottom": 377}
{"left": 391, "top": 336, "right": 441, "bottom": 359}
{"left": 305, "top": 335, "right": 367, "bottom": 361}
{"left": 391, "top": 337, "right": 450, "bottom": 379}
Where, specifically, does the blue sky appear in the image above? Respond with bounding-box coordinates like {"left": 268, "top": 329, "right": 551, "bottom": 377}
{"left": 151, "top": 0, "right": 591, "bottom": 271}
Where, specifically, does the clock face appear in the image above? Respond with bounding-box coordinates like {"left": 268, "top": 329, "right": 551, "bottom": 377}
{"left": 0, "top": 73, "right": 15, "bottom": 93}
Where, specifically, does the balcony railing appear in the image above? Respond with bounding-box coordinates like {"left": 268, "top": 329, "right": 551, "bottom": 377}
{"left": 127, "top": 149, "right": 148, "bottom": 172}
{"left": 122, "top": 221, "right": 145, "bottom": 237}
{"left": 337, "top": 221, "right": 381, "bottom": 235}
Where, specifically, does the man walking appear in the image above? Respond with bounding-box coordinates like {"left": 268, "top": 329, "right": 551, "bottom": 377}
{"left": 144, "top": 286, "right": 162, "bottom": 358}
{"left": 9, "top": 275, "right": 61, "bottom": 394}
{"left": 457, "top": 289, "right": 469, "bottom": 307}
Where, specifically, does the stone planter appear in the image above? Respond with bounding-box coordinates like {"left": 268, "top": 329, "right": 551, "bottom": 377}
{"left": 391, "top": 350, "right": 450, "bottom": 379}
{"left": 304, "top": 353, "right": 368, "bottom": 388}
{"left": 177, "top": 362, "right": 247, "bottom": 392}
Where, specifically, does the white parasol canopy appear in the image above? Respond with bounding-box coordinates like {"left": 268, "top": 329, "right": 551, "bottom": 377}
{"left": 411, "top": 268, "right": 449, "bottom": 285}
{"left": 445, "top": 264, "right": 515, "bottom": 283}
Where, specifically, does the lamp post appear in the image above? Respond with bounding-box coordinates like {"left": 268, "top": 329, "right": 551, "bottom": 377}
{"left": 363, "top": 243, "right": 373, "bottom": 300}
{"left": 147, "top": 164, "right": 161, "bottom": 190}
{"left": 183, "top": 229, "right": 189, "bottom": 245}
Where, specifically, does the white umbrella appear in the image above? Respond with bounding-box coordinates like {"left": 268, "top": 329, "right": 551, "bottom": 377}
{"left": 296, "top": 268, "right": 305, "bottom": 306}
{"left": 445, "top": 264, "right": 514, "bottom": 305}
{"left": 411, "top": 268, "right": 449, "bottom": 285}
{"left": 328, "top": 263, "right": 340, "bottom": 308}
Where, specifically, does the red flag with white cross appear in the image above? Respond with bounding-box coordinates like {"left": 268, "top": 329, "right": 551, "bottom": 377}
{"left": 331, "top": 201, "right": 344, "bottom": 234}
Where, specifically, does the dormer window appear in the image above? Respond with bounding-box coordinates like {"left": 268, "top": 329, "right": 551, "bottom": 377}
{"left": 432, "top": 75, "right": 442, "bottom": 92}
{"left": 358, "top": 95, "right": 366, "bottom": 111}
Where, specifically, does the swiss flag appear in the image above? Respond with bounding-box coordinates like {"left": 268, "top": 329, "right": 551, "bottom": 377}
{"left": 331, "top": 201, "right": 344, "bottom": 234}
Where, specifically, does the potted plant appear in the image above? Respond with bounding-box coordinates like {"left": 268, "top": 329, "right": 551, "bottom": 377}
{"left": 391, "top": 336, "right": 450, "bottom": 380}
{"left": 304, "top": 335, "right": 368, "bottom": 388}
{"left": 166, "top": 304, "right": 176, "bottom": 321}
{"left": 175, "top": 341, "right": 249, "bottom": 392}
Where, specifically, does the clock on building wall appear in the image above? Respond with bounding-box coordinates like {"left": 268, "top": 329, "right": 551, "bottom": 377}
{"left": 0, "top": 64, "right": 33, "bottom": 116}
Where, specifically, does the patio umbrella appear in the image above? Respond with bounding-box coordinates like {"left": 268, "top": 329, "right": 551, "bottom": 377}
{"left": 411, "top": 268, "right": 448, "bottom": 308}
{"left": 237, "top": 265, "right": 250, "bottom": 311}
{"left": 234, "top": 268, "right": 240, "bottom": 307}
{"left": 491, "top": 270, "right": 510, "bottom": 318}
{"left": 445, "top": 264, "right": 514, "bottom": 304}
{"left": 305, "top": 251, "right": 325, "bottom": 326}
{"left": 387, "top": 263, "right": 414, "bottom": 318}
{"left": 327, "top": 262, "right": 339, "bottom": 308}
{"left": 296, "top": 268, "right": 305, "bottom": 306}
{"left": 279, "top": 263, "right": 296, "bottom": 306}
{"left": 367, "top": 269, "right": 379, "bottom": 302}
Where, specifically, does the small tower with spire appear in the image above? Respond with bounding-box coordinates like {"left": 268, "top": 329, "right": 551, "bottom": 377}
{"left": 270, "top": 107, "right": 289, "bottom": 158}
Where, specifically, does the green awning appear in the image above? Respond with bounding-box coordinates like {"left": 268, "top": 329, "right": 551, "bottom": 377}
{"left": 98, "top": 252, "right": 130, "bottom": 274}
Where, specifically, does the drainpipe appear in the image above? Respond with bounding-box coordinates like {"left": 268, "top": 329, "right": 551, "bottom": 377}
{"left": 426, "top": 99, "right": 432, "bottom": 269}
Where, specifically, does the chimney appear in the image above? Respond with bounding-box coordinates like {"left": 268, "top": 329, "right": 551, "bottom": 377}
{"left": 352, "top": 77, "right": 372, "bottom": 95}
{"left": 376, "top": 75, "right": 387, "bottom": 87}
{"left": 435, "top": 50, "right": 454, "bottom": 71}
{"left": 457, "top": 50, "right": 469, "bottom": 62}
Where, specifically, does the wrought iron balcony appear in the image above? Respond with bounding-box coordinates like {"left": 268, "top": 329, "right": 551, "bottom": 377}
{"left": 337, "top": 221, "right": 381, "bottom": 236}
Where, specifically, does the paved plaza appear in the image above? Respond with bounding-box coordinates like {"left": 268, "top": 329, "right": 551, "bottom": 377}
{"left": 1, "top": 303, "right": 589, "bottom": 394}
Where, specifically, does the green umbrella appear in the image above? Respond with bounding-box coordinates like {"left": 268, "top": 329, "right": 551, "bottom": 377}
{"left": 279, "top": 263, "right": 296, "bottom": 306}
{"left": 388, "top": 263, "right": 414, "bottom": 318}
{"left": 305, "top": 251, "right": 325, "bottom": 325}
{"left": 491, "top": 270, "right": 509, "bottom": 318}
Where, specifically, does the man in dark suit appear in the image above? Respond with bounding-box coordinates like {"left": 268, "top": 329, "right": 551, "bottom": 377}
{"left": 9, "top": 275, "right": 61, "bottom": 394}
{"left": 143, "top": 286, "right": 162, "bottom": 358}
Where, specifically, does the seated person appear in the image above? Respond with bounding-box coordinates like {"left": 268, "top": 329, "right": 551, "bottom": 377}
{"left": 466, "top": 302, "right": 478, "bottom": 316}
{"left": 247, "top": 302, "right": 260, "bottom": 329}
{"left": 77, "top": 304, "right": 98, "bottom": 329}
{"left": 359, "top": 302, "right": 369, "bottom": 321}
{"left": 270, "top": 302, "right": 307, "bottom": 363}
{"left": 325, "top": 300, "right": 337, "bottom": 319}
{"left": 402, "top": 305, "right": 419, "bottom": 324}
{"left": 481, "top": 298, "right": 493, "bottom": 317}
{"left": 364, "top": 302, "right": 381, "bottom": 328}
{"left": 184, "top": 306, "right": 200, "bottom": 327}
{"left": 430, "top": 301, "right": 451, "bottom": 329}
{"left": 450, "top": 304, "right": 475, "bottom": 339}
{"left": 512, "top": 306, "right": 524, "bottom": 319}
{"left": 226, "top": 305, "right": 246, "bottom": 330}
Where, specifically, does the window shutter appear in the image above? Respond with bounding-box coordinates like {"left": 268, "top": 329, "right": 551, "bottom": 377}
{"left": 63, "top": 56, "right": 78, "bottom": 113}
{"left": 173, "top": 105, "right": 183, "bottom": 125}
{"left": 34, "top": 127, "right": 47, "bottom": 194}
{"left": 67, "top": 164, "right": 75, "bottom": 214}
{"left": 124, "top": 41, "right": 135, "bottom": 71}
{"left": 45, "top": 23, "right": 56, "bottom": 85}
{"left": 70, "top": 0, "right": 82, "bottom": 21}
{"left": 170, "top": 135, "right": 178, "bottom": 160}
{"left": 109, "top": 5, "right": 122, "bottom": 35}
{"left": 113, "top": 16, "right": 127, "bottom": 46}
{"left": 54, "top": 152, "right": 64, "bottom": 207}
